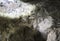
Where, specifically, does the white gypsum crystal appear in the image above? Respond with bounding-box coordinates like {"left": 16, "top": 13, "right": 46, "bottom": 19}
{"left": 0, "top": 0, "right": 36, "bottom": 19}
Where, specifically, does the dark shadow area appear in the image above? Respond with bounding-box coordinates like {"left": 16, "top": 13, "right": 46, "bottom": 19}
{"left": 34, "top": 31, "right": 46, "bottom": 41}
{"left": 9, "top": 26, "right": 45, "bottom": 41}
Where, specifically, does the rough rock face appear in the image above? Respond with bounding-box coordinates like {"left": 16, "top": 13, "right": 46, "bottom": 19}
{"left": 0, "top": 0, "right": 36, "bottom": 19}
{"left": 0, "top": 0, "right": 46, "bottom": 41}
{"left": 0, "top": 0, "right": 60, "bottom": 41}
{"left": 0, "top": 17, "right": 45, "bottom": 41}
{"left": 47, "top": 28, "right": 60, "bottom": 41}
{"left": 47, "top": 29, "right": 56, "bottom": 41}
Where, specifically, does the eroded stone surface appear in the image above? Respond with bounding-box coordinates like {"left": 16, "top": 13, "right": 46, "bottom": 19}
{"left": 0, "top": 0, "right": 36, "bottom": 19}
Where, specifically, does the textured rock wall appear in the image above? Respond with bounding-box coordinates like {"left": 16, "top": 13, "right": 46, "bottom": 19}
{"left": 0, "top": 0, "right": 60, "bottom": 41}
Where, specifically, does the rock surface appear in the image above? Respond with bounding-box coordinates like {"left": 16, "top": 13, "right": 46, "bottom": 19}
{"left": 0, "top": 0, "right": 60, "bottom": 41}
